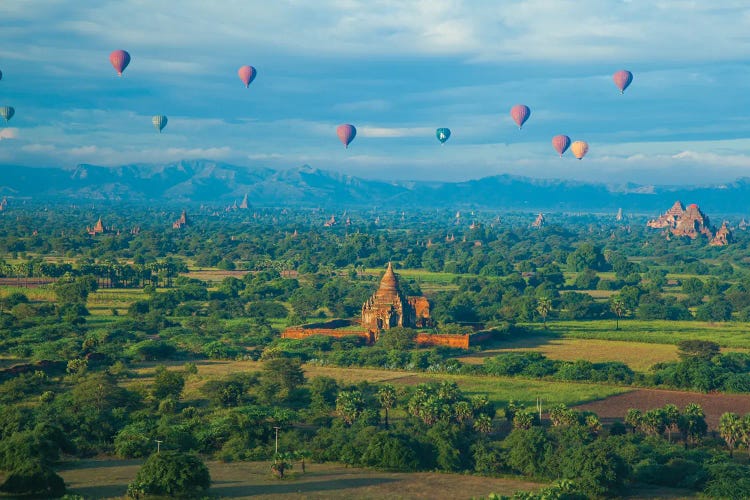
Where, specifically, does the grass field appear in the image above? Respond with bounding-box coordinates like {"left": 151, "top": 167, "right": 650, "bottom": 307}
{"left": 88, "top": 289, "right": 146, "bottom": 316}
{"left": 57, "top": 458, "right": 546, "bottom": 499}
{"left": 530, "top": 319, "right": 750, "bottom": 349}
{"left": 460, "top": 336, "right": 680, "bottom": 372}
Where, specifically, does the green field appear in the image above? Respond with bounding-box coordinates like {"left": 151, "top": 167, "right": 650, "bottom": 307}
{"left": 527, "top": 319, "right": 750, "bottom": 349}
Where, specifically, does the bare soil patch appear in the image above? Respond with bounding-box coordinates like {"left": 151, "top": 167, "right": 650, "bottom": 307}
{"left": 574, "top": 388, "right": 750, "bottom": 429}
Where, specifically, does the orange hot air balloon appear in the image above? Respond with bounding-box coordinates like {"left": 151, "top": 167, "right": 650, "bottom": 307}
{"left": 109, "top": 50, "right": 131, "bottom": 76}
{"left": 613, "top": 70, "right": 633, "bottom": 94}
{"left": 552, "top": 135, "right": 571, "bottom": 157}
{"left": 510, "top": 104, "right": 531, "bottom": 129}
{"left": 570, "top": 140, "right": 589, "bottom": 160}
{"left": 337, "top": 124, "right": 356, "bottom": 148}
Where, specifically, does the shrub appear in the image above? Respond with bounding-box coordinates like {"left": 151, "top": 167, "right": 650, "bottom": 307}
{"left": 0, "top": 462, "right": 66, "bottom": 497}
{"left": 128, "top": 451, "right": 210, "bottom": 498}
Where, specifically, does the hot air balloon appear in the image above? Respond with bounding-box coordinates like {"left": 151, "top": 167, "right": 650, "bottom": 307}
{"left": 436, "top": 128, "right": 451, "bottom": 144}
{"left": 337, "top": 124, "right": 356, "bottom": 148}
{"left": 552, "top": 135, "right": 571, "bottom": 157}
{"left": 238, "top": 65, "right": 257, "bottom": 88}
{"left": 0, "top": 106, "right": 15, "bottom": 123}
{"left": 510, "top": 104, "right": 531, "bottom": 129}
{"left": 109, "top": 50, "right": 131, "bottom": 76}
{"left": 152, "top": 115, "right": 168, "bottom": 133}
{"left": 571, "top": 140, "right": 589, "bottom": 160}
{"left": 613, "top": 70, "right": 633, "bottom": 94}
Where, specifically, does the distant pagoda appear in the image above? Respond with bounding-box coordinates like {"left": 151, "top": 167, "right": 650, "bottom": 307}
{"left": 172, "top": 210, "right": 188, "bottom": 229}
{"left": 531, "top": 213, "right": 545, "bottom": 228}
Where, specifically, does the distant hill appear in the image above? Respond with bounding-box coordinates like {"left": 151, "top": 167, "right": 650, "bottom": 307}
{"left": 1, "top": 160, "right": 750, "bottom": 214}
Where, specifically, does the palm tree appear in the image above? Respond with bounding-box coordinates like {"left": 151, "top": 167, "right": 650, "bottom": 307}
{"left": 335, "top": 390, "right": 364, "bottom": 425}
{"left": 536, "top": 297, "right": 552, "bottom": 328}
{"left": 662, "top": 404, "right": 681, "bottom": 443}
{"left": 377, "top": 384, "right": 397, "bottom": 429}
{"left": 453, "top": 401, "right": 473, "bottom": 424}
{"left": 741, "top": 414, "right": 750, "bottom": 461}
{"left": 513, "top": 410, "right": 535, "bottom": 430}
{"left": 641, "top": 408, "right": 667, "bottom": 437}
{"left": 624, "top": 408, "right": 642, "bottom": 434}
{"left": 610, "top": 296, "right": 626, "bottom": 330}
{"left": 271, "top": 452, "right": 294, "bottom": 479}
{"left": 719, "top": 412, "right": 743, "bottom": 457}
{"left": 473, "top": 414, "right": 494, "bottom": 434}
{"left": 679, "top": 403, "right": 707, "bottom": 448}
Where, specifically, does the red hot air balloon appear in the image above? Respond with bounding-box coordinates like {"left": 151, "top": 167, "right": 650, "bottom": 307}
{"left": 337, "top": 124, "right": 356, "bottom": 149}
{"left": 613, "top": 70, "right": 633, "bottom": 94}
{"left": 238, "top": 65, "right": 257, "bottom": 87}
{"left": 510, "top": 104, "right": 531, "bottom": 129}
{"left": 571, "top": 140, "right": 589, "bottom": 160}
{"left": 552, "top": 135, "right": 571, "bottom": 157}
{"left": 109, "top": 50, "right": 131, "bottom": 76}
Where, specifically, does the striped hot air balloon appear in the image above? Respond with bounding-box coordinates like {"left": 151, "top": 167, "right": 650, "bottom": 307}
{"left": 152, "top": 115, "right": 168, "bottom": 133}
{"left": 337, "top": 124, "right": 356, "bottom": 148}
{"left": 109, "top": 50, "right": 131, "bottom": 76}
{"left": 571, "top": 140, "right": 589, "bottom": 160}
{"left": 552, "top": 135, "right": 571, "bottom": 157}
{"left": 510, "top": 104, "right": 531, "bottom": 129}
{"left": 436, "top": 128, "right": 451, "bottom": 144}
{"left": 0, "top": 106, "right": 15, "bottom": 123}
{"left": 238, "top": 65, "right": 257, "bottom": 87}
{"left": 613, "top": 70, "right": 633, "bottom": 94}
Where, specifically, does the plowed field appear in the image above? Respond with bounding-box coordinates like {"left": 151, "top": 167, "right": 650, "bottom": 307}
{"left": 574, "top": 388, "right": 750, "bottom": 429}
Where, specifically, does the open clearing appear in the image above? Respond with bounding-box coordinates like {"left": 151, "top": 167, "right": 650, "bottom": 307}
{"left": 533, "top": 320, "right": 750, "bottom": 348}
{"left": 574, "top": 388, "right": 750, "bottom": 430}
{"left": 58, "top": 458, "right": 544, "bottom": 499}
{"left": 460, "top": 336, "right": 680, "bottom": 372}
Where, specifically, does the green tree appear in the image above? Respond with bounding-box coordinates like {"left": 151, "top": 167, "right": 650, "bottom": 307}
{"left": 0, "top": 462, "right": 65, "bottom": 497}
{"left": 719, "top": 412, "right": 743, "bottom": 457}
{"left": 624, "top": 408, "right": 642, "bottom": 434}
{"left": 336, "top": 390, "right": 365, "bottom": 425}
{"left": 609, "top": 296, "right": 626, "bottom": 331}
{"left": 127, "top": 451, "right": 210, "bottom": 498}
{"left": 271, "top": 451, "right": 295, "bottom": 479}
{"left": 679, "top": 403, "right": 707, "bottom": 448}
{"left": 377, "top": 384, "right": 397, "bottom": 429}
{"left": 513, "top": 410, "right": 535, "bottom": 430}
{"left": 677, "top": 340, "right": 720, "bottom": 361}
{"left": 376, "top": 327, "right": 417, "bottom": 350}
{"left": 152, "top": 365, "right": 185, "bottom": 400}
{"left": 535, "top": 297, "right": 552, "bottom": 328}
{"left": 662, "top": 404, "right": 681, "bottom": 443}
{"left": 261, "top": 358, "right": 306, "bottom": 402}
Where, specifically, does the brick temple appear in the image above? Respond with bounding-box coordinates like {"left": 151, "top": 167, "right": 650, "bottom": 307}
{"left": 361, "top": 262, "right": 430, "bottom": 334}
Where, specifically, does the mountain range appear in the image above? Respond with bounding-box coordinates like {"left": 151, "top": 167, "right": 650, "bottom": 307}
{"left": 1, "top": 160, "right": 749, "bottom": 215}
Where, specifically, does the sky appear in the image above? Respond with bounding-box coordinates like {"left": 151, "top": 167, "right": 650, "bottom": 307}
{"left": 2, "top": 0, "right": 750, "bottom": 185}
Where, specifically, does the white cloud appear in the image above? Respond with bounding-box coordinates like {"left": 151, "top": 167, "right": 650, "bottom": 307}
{"left": 359, "top": 126, "right": 433, "bottom": 138}
{"left": 0, "top": 128, "right": 18, "bottom": 140}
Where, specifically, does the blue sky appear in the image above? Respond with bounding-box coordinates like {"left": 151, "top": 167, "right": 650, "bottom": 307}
{"left": 2, "top": 1, "right": 750, "bottom": 184}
